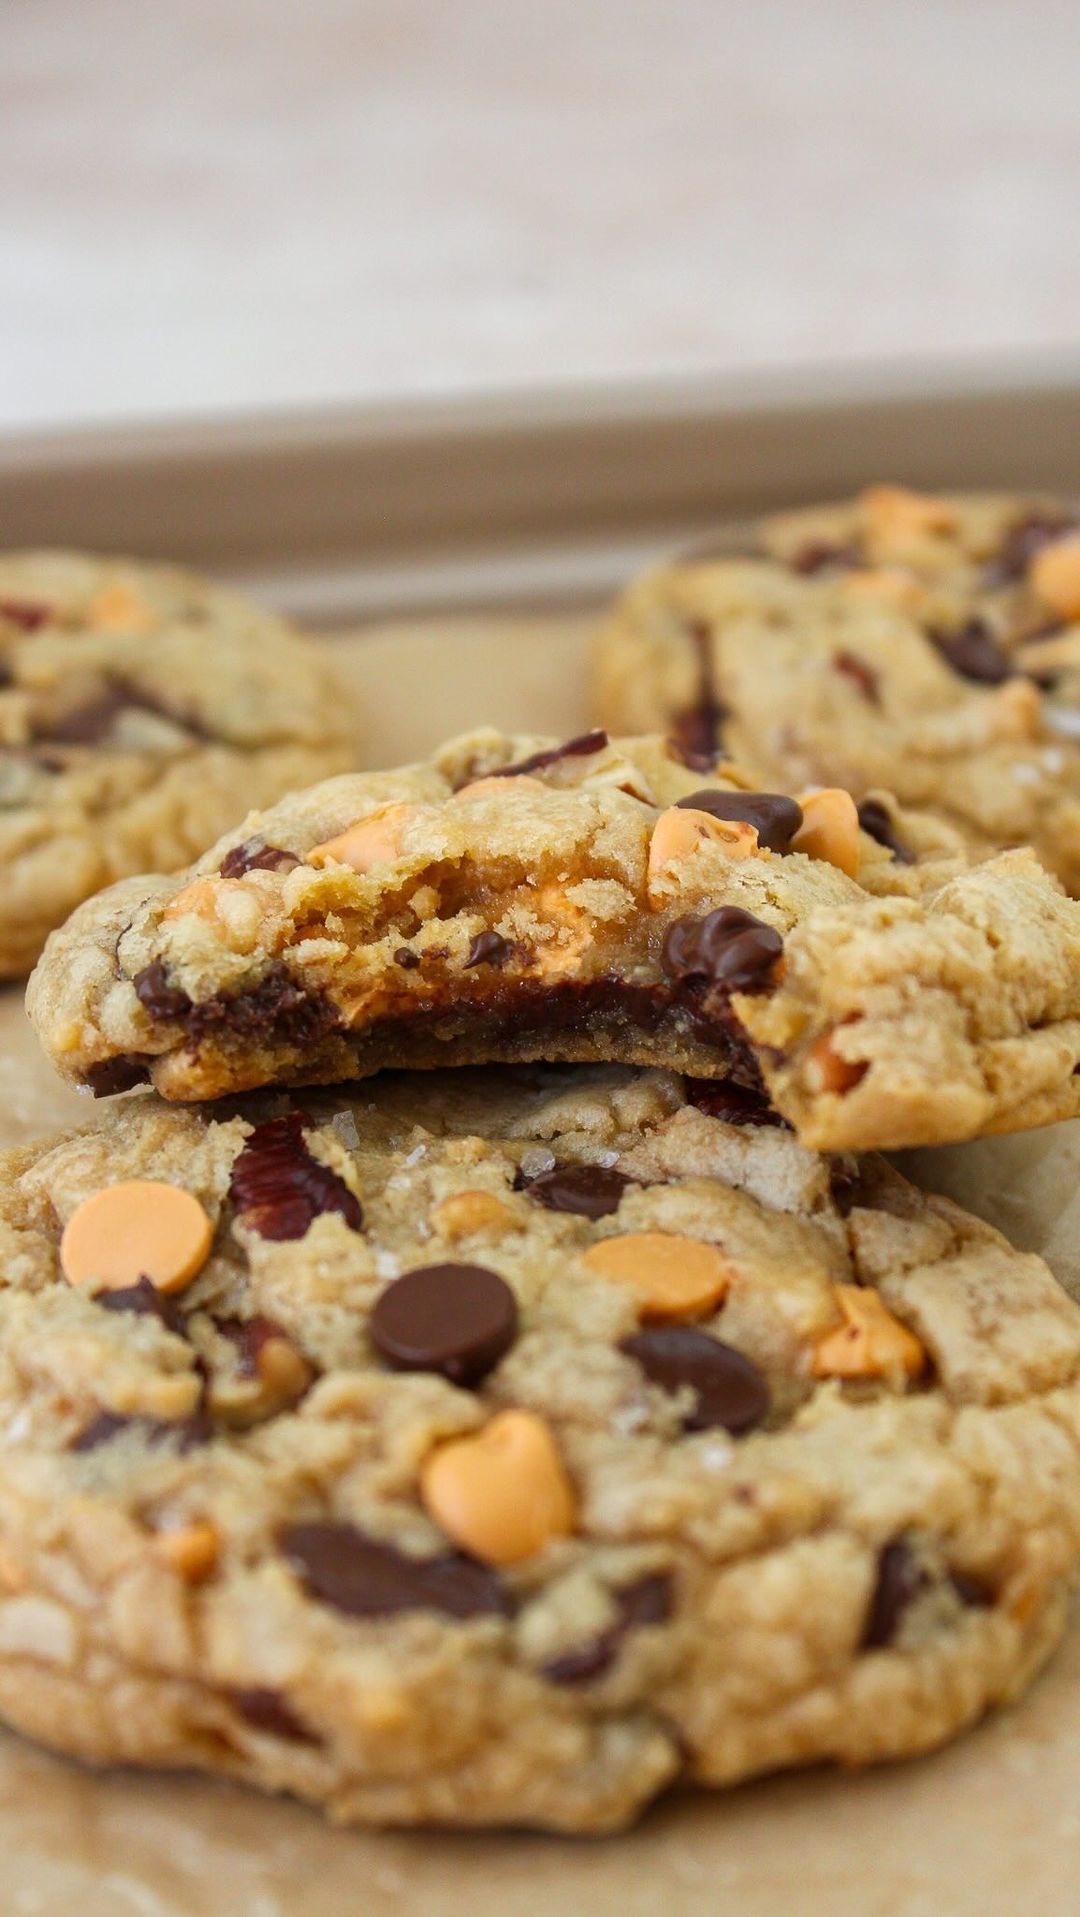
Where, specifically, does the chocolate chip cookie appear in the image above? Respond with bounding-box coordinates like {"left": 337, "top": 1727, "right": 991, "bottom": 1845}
{"left": 594, "top": 487, "right": 1080, "bottom": 893}
{"left": 0, "top": 1064, "right": 1077, "bottom": 1831}
{"left": 0, "top": 551, "right": 358, "bottom": 975}
{"left": 26, "top": 727, "right": 1080, "bottom": 1151}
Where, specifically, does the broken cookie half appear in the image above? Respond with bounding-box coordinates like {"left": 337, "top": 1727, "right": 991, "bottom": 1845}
{"left": 26, "top": 728, "right": 1080, "bottom": 1152}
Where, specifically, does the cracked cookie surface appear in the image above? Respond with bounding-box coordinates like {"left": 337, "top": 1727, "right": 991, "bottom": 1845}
{"left": 0, "top": 1064, "right": 1078, "bottom": 1830}
{"left": 594, "top": 487, "right": 1080, "bottom": 894}
{"left": 0, "top": 551, "right": 358, "bottom": 974}
{"left": 26, "top": 726, "right": 1080, "bottom": 1152}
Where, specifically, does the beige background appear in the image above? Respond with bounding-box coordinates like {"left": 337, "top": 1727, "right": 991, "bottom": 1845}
{"left": 3, "top": 619, "right": 1080, "bottom": 1914}
{"left": 4, "top": 0, "right": 1080, "bottom": 432}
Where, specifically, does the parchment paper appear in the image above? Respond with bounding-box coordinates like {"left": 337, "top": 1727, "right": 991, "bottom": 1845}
{"left": 4, "top": 617, "right": 1079, "bottom": 1916}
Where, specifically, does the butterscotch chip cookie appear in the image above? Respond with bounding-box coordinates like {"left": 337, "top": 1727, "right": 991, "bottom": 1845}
{"left": 594, "top": 487, "right": 1080, "bottom": 893}
{"left": 0, "top": 1065, "right": 1077, "bottom": 1831}
{"left": 0, "top": 551, "right": 358, "bottom": 974}
{"left": 26, "top": 727, "right": 1080, "bottom": 1152}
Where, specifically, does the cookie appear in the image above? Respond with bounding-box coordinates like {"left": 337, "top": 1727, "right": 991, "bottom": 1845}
{"left": 0, "top": 1065, "right": 1077, "bottom": 1831}
{"left": 0, "top": 551, "right": 358, "bottom": 975}
{"left": 26, "top": 727, "right": 1080, "bottom": 1152}
{"left": 594, "top": 487, "right": 1080, "bottom": 893}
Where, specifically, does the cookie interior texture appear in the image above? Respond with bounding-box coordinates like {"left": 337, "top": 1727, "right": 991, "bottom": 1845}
{"left": 0, "top": 552, "right": 358, "bottom": 976}
{"left": 594, "top": 487, "right": 1080, "bottom": 895}
{"left": 0, "top": 1064, "right": 1078, "bottom": 1831}
{"left": 25, "top": 728, "right": 1080, "bottom": 1152}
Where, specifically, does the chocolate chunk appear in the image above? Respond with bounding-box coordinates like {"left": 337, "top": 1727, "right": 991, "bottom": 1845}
{"left": 394, "top": 947, "right": 421, "bottom": 970}
{"left": 219, "top": 837, "right": 300, "bottom": 880}
{"left": 861, "top": 1537, "right": 927, "bottom": 1648}
{"left": 985, "top": 512, "right": 1077, "bottom": 587}
{"left": 39, "top": 678, "right": 213, "bottom": 748}
{"left": 486, "top": 730, "right": 609, "bottom": 780}
{"left": 833, "top": 649, "right": 881, "bottom": 705}
{"left": 789, "top": 540, "right": 860, "bottom": 576}
{"left": 682, "top": 1078, "right": 790, "bottom": 1128}
{"left": 281, "top": 1521, "right": 512, "bottom": 1619}
{"left": 214, "top": 1313, "right": 299, "bottom": 1378}
{"left": 229, "top": 1112, "right": 363, "bottom": 1241}
{"left": 621, "top": 1327, "right": 770, "bottom": 1433}
{"left": 856, "top": 797, "right": 915, "bottom": 865}
{"left": 86, "top": 1055, "right": 151, "bottom": 1097}
{"left": 524, "top": 1162, "right": 632, "bottom": 1219}
{"left": 542, "top": 1572, "right": 673, "bottom": 1685}
{"left": 184, "top": 962, "right": 340, "bottom": 1055}
{"left": 231, "top": 1687, "right": 318, "bottom": 1743}
{"left": 0, "top": 599, "right": 51, "bottom": 632}
{"left": 933, "top": 620, "right": 1014, "bottom": 685}
{"left": 670, "top": 621, "right": 726, "bottom": 768}
{"left": 464, "top": 930, "right": 513, "bottom": 968}
{"left": 97, "top": 1275, "right": 187, "bottom": 1336}
{"left": 661, "top": 906, "right": 782, "bottom": 993}
{"left": 370, "top": 1263, "right": 518, "bottom": 1386}
{"left": 951, "top": 1567, "right": 995, "bottom": 1609}
{"left": 134, "top": 957, "right": 192, "bottom": 1021}
{"left": 72, "top": 1409, "right": 212, "bottom": 1455}
{"left": 675, "top": 788, "right": 803, "bottom": 853}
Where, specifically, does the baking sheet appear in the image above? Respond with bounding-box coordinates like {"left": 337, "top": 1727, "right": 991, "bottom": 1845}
{"left": 3, "top": 617, "right": 1080, "bottom": 1916}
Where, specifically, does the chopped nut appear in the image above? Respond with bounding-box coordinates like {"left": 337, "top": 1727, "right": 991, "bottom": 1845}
{"left": 812, "top": 1283, "right": 926, "bottom": 1381}
{"left": 308, "top": 802, "right": 418, "bottom": 874}
{"left": 153, "top": 1521, "right": 220, "bottom": 1581}
{"left": 791, "top": 789, "right": 861, "bottom": 877}
{"left": 430, "top": 1190, "right": 521, "bottom": 1240}
{"left": 420, "top": 1410, "right": 576, "bottom": 1565}
{"left": 582, "top": 1231, "right": 733, "bottom": 1321}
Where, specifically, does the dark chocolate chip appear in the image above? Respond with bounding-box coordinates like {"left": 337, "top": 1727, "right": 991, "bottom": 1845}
{"left": 682, "top": 1078, "right": 790, "bottom": 1128}
{"left": 86, "top": 1055, "right": 151, "bottom": 1097}
{"left": 862, "top": 1537, "right": 927, "bottom": 1648}
{"left": 370, "top": 1263, "right": 518, "bottom": 1386}
{"left": 833, "top": 649, "right": 881, "bottom": 705}
{"left": 97, "top": 1275, "right": 187, "bottom": 1336}
{"left": 229, "top": 1112, "right": 363, "bottom": 1242}
{"left": 0, "top": 599, "right": 51, "bottom": 632}
{"left": 393, "top": 947, "right": 421, "bottom": 970}
{"left": 184, "top": 963, "right": 340, "bottom": 1055}
{"left": 485, "top": 730, "right": 609, "bottom": 780}
{"left": 620, "top": 1327, "right": 770, "bottom": 1433}
{"left": 661, "top": 906, "right": 782, "bottom": 993}
{"left": 281, "top": 1521, "right": 512, "bottom": 1619}
{"left": 524, "top": 1162, "right": 632, "bottom": 1219}
{"left": 464, "top": 930, "right": 513, "bottom": 968}
{"left": 789, "top": 540, "right": 861, "bottom": 576}
{"left": 72, "top": 1409, "right": 212, "bottom": 1455}
{"left": 933, "top": 619, "right": 1014, "bottom": 685}
{"left": 675, "top": 788, "right": 803, "bottom": 853}
{"left": 670, "top": 620, "right": 726, "bottom": 768}
{"left": 984, "top": 512, "right": 1077, "bottom": 587}
{"left": 856, "top": 798, "right": 915, "bottom": 865}
{"left": 542, "top": 1572, "right": 673, "bottom": 1685}
{"left": 219, "top": 837, "right": 300, "bottom": 880}
{"left": 38, "top": 678, "right": 214, "bottom": 748}
{"left": 134, "top": 957, "right": 192, "bottom": 1021}
{"left": 231, "top": 1687, "right": 318, "bottom": 1743}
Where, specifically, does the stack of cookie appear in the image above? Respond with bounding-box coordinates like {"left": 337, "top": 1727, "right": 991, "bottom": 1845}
{"left": 4, "top": 494, "right": 1080, "bottom": 1834}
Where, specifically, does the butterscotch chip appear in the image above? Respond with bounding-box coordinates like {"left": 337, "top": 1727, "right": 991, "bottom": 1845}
{"left": 308, "top": 803, "right": 418, "bottom": 874}
{"left": 87, "top": 582, "right": 155, "bottom": 631}
{"left": 582, "top": 1231, "right": 733, "bottom": 1320}
{"left": 60, "top": 1181, "right": 213, "bottom": 1295}
{"left": 430, "top": 1190, "right": 520, "bottom": 1239}
{"left": 792, "top": 789, "right": 861, "bottom": 877}
{"left": 1030, "top": 535, "right": 1080, "bottom": 620}
{"left": 647, "top": 806, "right": 759, "bottom": 886}
{"left": 152, "top": 1520, "right": 220, "bottom": 1581}
{"left": 812, "top": 1283, "right": 926, "bottom": 1381}
{"left": 420, "top": 1410, "right": 576, "bottom": 1565}
{"left": 804, "top": 1028, "right": 869, "bottom": 1095}
{"left": 859, "top": 484, "right": 957, "bottom": 544}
